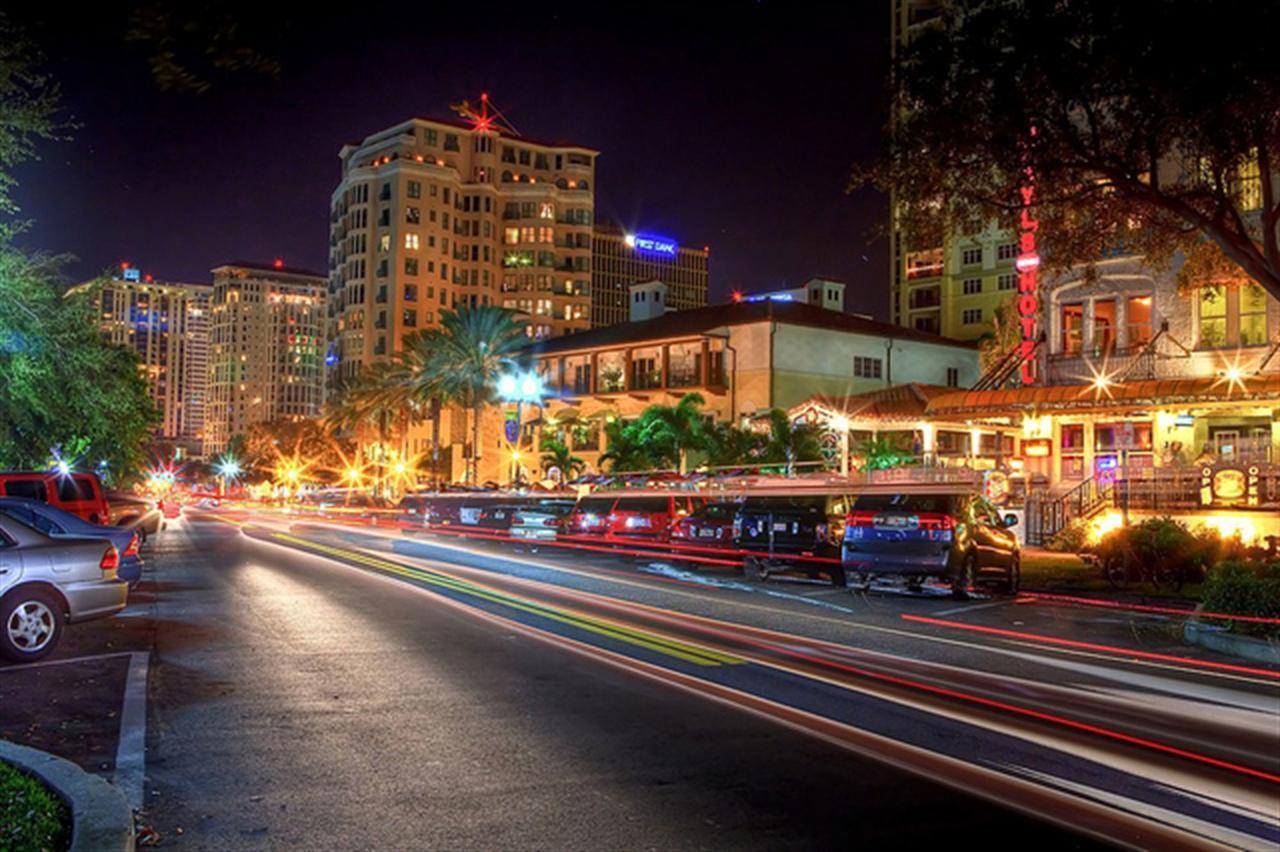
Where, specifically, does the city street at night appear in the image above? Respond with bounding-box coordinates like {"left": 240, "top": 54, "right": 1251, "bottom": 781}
{"left": 5, "top": 511, "right": 1275, "bottom": 849}
{"left": 4, "top": 2, "right": 1280, "bottom": 849}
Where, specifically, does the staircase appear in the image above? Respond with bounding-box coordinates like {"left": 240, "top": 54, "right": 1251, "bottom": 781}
{"left": 1026, "top": 475, "right": 1114, "bottom": 546}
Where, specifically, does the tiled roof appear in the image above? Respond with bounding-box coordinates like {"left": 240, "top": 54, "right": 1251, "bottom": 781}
{"left": 808, "top": 383, "right": 956, "bottom": 420}
{"left": 528, "top": 301, "right": 976, "bottom": 356}
{"left": 925, "top": 376, "right": 1280, "bottom": 417}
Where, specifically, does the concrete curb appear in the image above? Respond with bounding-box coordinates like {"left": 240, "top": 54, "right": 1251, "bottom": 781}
{"left": 1183, "top": 621, "right": 1280, "bottom": 665}
{"left": 0, "top": 739, "right": 135, "bottom": 852}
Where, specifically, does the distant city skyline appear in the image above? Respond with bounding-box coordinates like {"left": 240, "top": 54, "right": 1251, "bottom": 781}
{"left": 9, "top": 2, "right": 889, "bottom": 317}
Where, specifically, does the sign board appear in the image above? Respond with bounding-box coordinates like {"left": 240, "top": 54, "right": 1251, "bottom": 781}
{"left": 627, "top": 233, "right": 678, "bottom": 259}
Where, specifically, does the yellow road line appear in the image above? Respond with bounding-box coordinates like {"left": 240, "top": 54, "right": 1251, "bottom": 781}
{"left": 265, "top": 530, "right": 740, "bottom": 667}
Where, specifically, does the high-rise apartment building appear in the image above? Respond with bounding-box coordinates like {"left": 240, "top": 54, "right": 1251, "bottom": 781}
{"left": 590, "top": 223, "right": 709, "bottom": 328}
{"left": 204, "top": 262, "right": 326, "bottom": 455}
{"left": 85, "top": 267, "right": 212, "bottom": 448}
{"left": 327, "top": 106, "right": 597, "bottom": 384}
{"left": 889, "top": 0, "right": 1018, "bottom": 342}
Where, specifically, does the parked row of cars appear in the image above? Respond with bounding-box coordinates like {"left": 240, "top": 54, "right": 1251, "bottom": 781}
{"left": 0, "top": 472, "right": 161, "bottom": 663}
{"left": 399, "top": 485, "right": 1021, "bottom": 599}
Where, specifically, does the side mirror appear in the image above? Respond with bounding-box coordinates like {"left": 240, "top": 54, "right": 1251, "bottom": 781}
{"left": 1002, "top": 513, "right": 1018, "bottom": 528}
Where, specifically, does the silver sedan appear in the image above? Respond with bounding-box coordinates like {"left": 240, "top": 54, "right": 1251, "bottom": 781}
{"left": 0, "top": 513, "right": 129, "bottom": 662}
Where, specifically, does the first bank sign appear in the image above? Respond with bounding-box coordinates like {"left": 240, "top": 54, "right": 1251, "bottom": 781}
{"left": 625, "top": 232, "right": 678, "bottom": 258}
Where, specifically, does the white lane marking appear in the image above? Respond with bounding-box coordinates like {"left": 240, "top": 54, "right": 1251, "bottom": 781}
{"left": 935, "top": 600, "right": 1009, "bottom": 617}
{"left": 0, "top": 650, "right": 132, "bottom": 673}
{"left": 112, "top": 650, "right": 149, "bottom": 810}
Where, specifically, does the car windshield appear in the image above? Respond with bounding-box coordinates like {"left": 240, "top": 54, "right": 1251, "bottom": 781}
{"left": 574, "top": 497, "right": 616, "bottom": 514}
{"left": 741, "top": 495, "right": 831, "bottom": 512}
{"left": 852, "top": 493, "right": 963, "bottom": 514}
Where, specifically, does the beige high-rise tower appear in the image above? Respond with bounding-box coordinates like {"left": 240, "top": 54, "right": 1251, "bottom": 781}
{"left": 327, "top": 99, "right": 597, "bottom": 386}
{"left": 204, "top": 262, "right": 327, "bottom": 455}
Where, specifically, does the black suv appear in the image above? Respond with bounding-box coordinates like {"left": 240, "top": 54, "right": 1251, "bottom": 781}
{"left": 733, "top": 492, "right": 852, "bottom": 586}
{"left": 841, "top": 488, "right": 1020, "bottom": 598}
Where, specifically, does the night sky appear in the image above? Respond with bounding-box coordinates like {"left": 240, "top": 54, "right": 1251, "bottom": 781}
{"left": 12, "top": 2, "right": 889, "bottom": 316}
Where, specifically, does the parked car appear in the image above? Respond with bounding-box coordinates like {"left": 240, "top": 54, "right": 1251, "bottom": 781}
{"left": 106, "top": 493, "right": 163, "bottom": 541}
{"left": 734, "top": 491, "right": 853, "bottom": 585}
{"left": 670, "top": 500, "right": 741, "bottom": 549}
{"left": 841, "top": 487, "right": 1020, "bottom": 599}
{"left": 509, "top": 498, "right": 578, "bottom": 541}
{"left": 0, "top": 498, "right": 142, "bottom": 588}
{"left": 563, "top": 492, "right": 705, "bottom": 543}
{"left": 0, "top": 514, "right": 129, "bottom": 662}
{"left": 0, "top": 472, "right": 111, "bottom": 524}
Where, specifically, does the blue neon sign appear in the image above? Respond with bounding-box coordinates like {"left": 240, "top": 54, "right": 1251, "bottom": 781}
{"left": 629, "top": 233, "right": 678, "bottom": 258}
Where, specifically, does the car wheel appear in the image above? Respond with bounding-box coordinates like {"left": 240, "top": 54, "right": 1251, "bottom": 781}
{"left": 951, "top": 553, "right": 976, "bottom": 600}
{"left": 1, "top": 589, "right": 65, "bottom": 663}
{"left": 743, "top": 556, "right": 769, "bottom": 583}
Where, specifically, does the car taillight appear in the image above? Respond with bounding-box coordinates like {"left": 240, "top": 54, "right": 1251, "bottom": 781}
{"left": 99, "top": 545, "right": 120, "bottom": 576}
{"left": 124, "top": 533, "right": 139, "bottom": 558}
{"left": 847, "top": 511, "right": 878, "bottom": 527}
{"left": 917, "top": 514, "right": 956, "bottom": 531}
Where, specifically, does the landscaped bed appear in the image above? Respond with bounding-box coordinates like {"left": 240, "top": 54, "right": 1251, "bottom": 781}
{"left": 0, "top": 758, "right": 69, "bottom": 852}
{"left": 1021, "top": 550, "right": 1203, "bottom": 601}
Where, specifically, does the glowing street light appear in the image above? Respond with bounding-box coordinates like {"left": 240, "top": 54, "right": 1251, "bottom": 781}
{"left": 828, "top": 414, "right": 852, "bottom": 477}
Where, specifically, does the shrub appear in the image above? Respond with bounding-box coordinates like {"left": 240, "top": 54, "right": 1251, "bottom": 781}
{"left": 1046, "top": 518, "right": 1089, "bottom": 552}
{"left": 1201, "top": 560, "right": 1280, "bottom": 639}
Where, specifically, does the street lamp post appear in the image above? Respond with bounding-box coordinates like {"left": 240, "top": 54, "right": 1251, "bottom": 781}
{"left": 829, "top": 414, "right": 851, "bottom": 478}
{"left": 497, "top": 370, "right": 545, "bottom": 488}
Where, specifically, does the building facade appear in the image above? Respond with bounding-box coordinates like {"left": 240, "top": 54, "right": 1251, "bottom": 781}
{"left": 204, "top": 263, "right": 327, "bottom": 455}
{"left": 328, "top": 112, "right": 598, "bottom": 386}
{"left": 523, "top": 299, "right": 979, "bottom": 475}
{"left": 86, "top": 268, "right": 212, "bottom": 449}
{"left": 591, "top": 223, "right": 708, "bottom": 327}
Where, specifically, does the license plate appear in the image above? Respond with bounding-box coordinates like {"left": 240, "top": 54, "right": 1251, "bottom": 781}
{"left": 493, "top": 511, "right": 506, "bottom": 519}
{"left": 773, "top": 522, "right": 788, "bottom": 532}
{"left": 626, "top": 516, "right": 650, "bottom": 528}
{"left": 698, "top": 528, "right": 716, "bottom": 538}
{"left": 459, "top": 507, "right": 481, "bottom": 524}
{"left": 874, "top": 514, "right": 916, "bottom": 530}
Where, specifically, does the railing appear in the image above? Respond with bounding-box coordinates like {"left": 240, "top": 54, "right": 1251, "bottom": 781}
{"left": 1026, "top": 475, "right": 1113, "bottom": 545}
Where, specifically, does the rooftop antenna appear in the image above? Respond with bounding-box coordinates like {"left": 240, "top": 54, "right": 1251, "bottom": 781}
{"left": 450, "top": 92, "right": 521, "bottom": 137}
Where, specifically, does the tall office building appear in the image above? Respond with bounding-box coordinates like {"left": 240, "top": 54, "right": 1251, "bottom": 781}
{"left": 328, "top": 102, "right": 598, "bottom": 385}
{"left": 86, "top": 267, "right": 212, "bottom": 448}
{"left": 590, "top": 223, "right": 709, "bottom": 328}
{"left": 889, "top": 0, "right": 1018, "bottom": 342}
{"left": 182, "top": 286, "right": 212, "bottom": 449}
{"left": 204, "top": 262, "right": 327, "bottom": 455}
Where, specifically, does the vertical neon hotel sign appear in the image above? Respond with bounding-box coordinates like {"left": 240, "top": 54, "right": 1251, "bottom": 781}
{"left": 1015, "top": 126, "right": 1040, "bottom": 384}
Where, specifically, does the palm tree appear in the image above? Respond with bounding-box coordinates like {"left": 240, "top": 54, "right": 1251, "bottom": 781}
{"left": 704, "top": 421, "right": 764, "bottom": 468}
{"left": 326, "top": 360, "right": 417, "bottom": 494}
{"left": 761, "top": 409, "right": 824, "bottom": 476}
{"left": 400, "top": 329, "right": 452, "bottom": 488}
{"left": 600, "top": 417, "right": 652, "bottom": 472}
{"left": 423, "top": 306, "right": 529, "bottom": 484}
{"left": 539, "top": 439, "right": 585, "bottom": 482}
{"left": 632, "top": 392, "right": 709, "bottom": 473}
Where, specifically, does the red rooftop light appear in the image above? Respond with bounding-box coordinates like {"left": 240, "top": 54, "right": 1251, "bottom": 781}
{"left": 274, "top": 258, "right": 284, "bottom": 269}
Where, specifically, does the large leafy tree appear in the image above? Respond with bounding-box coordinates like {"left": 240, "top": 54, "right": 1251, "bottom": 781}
{"left": 0, "top": 250, "right": 158, "bottom": 476}
{"left": 857, "top": 0, "right": 1280, "bottom": 301}
{"left": 424, "top": 306, "right": 529, "bottom": 484}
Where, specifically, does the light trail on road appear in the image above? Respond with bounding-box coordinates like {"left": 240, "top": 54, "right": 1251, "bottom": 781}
{"left": 205, "top": 509, "right": 1280, "bottom": 850}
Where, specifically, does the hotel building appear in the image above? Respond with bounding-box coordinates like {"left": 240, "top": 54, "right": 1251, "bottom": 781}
{"left": 328, "top": 110, "right": 598, "bottom": 385}
{"left": 590, "top": 223, "right": 709, "bottom": 327}
{"left": 85, "top": 268, "right": 212, "bottom": 450}
{"left": 204, "top": 262, "right": 327, "bottom": 455}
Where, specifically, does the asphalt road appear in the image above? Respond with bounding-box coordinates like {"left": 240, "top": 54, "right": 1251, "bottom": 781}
{"left": 136, "top": 518, "right": 1108, "bottom": 850}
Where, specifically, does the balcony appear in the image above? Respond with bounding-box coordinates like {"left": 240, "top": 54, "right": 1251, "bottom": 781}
{"left": 1045, "top": 346, "right": 1159, "bottom": 384}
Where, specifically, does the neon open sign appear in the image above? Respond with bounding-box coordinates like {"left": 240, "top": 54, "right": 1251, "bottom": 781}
{"left": 626, "top": 233, "right": 678, "bottom": 258}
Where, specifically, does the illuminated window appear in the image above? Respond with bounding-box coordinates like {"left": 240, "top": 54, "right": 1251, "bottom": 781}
{"left": 1199, "top": 285, "right": 1228, "bottom": 348}
{"left": 539, "top": 203, "right": 554, "bottom": 220}
{"left": 1240, "top": 284, "right": 1268, "bottom": 346}
{"left": 1061, "top": 304, "right": 1084, "bottom": 354}
{"left": 1092, "top": 299, "right": 1116, "bottom": 355}
{"left": 378, "top": 235, "right": 390, "bottom": 253}
{"left": 405, "top": 234, "right": 419, "bottom": 250}
{"left": 1126, "top": 296, "right": 1152, "bottom": 348}
{"left": 406, "top": 207, "right": 420, "bottom": 224}
{"left": 504, "top": 227, "right": 519, "bottom": 245}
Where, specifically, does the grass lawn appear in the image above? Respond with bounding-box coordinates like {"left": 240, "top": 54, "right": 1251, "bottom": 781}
{"left": 0, "top": 759, "right": 68, "bottom": 852}
{"left": 1021, "top": 550, "right": 1203, "bottom": 602}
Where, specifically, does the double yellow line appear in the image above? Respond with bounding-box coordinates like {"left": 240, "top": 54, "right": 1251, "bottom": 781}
{"left": 267, "top": 530, "right": 741, "bottom": 668}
